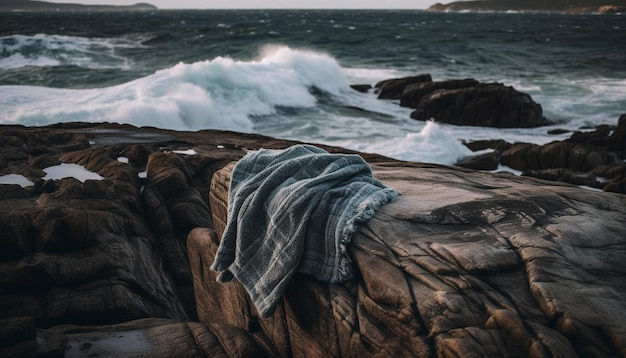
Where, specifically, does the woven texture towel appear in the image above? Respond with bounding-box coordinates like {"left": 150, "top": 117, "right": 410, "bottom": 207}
{"left": 211, "top": 144, "right": 398, "bottom": 319}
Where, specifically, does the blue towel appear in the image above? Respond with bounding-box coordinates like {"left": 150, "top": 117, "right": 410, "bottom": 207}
{"left": 211, "top": 144, "right": 398, "bottom": 319}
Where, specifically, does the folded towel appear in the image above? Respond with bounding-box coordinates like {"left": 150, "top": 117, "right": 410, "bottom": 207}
{"left": 211, "top": 144, "right": 398, "bottom": 319}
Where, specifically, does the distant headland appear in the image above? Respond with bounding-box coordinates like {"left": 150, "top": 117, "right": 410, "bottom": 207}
{"left": 427, "top": 0, "right": 626, "bottom": 14}
{"left": 0, "top": 0, "right": 157, "bottom": 11}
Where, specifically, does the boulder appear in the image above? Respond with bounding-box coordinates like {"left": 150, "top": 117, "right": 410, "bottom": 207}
{"left": 372, "top": 75, "right": 551, "bottom": 128}
{"left": 484, "top": 116, "right": 626, "bottom": 192}
{"left": 499, "top": 142, "right": 541, "bottom": 170}
{"left": 350, "top": 84, "right": 373, "bottom": 93}
{"left": 0, "top": 174, "right": 190, "bottom": 326}
{"left": 375, "top": 74, "right": 433, "bottom": 99}
{"left": 191, "top": 159, "right": 626, "bottom": 357}
{"left": 462, "top": 139, "right": 512, "bottom": 154}
{"left": 409, "top": 83, "right": 550, "bottom": 128}
{"left": 400, "top": 78, "right": 479, "bottom": 108}
{"left": 455, "top": 151, "right": 499, "bottom": 170}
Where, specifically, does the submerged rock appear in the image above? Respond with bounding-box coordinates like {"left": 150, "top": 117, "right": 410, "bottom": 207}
{"left": 350, "top": 84, "right": 373, "bottom": 93}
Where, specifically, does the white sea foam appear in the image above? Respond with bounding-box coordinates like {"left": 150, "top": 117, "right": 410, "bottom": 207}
{"left": 340, "top": 120, "right": 474, "bottom": 165}
{"left": 173, "top": 149, "right": 197, "bottom": 155}
{"left": 0, "top": 34, "right": 134, "bottom": 69}
{"left": 2, "top": 44, "right": 622, "bottom": 167}
{"left": 42, "top": 163, "right": 104, "bottom": 182}
{"left": 0, "top": 46, "right": 349, "bottom": 133}
{"left": 491, "top": 75, "right": 626, "bottom": 129}
{"left": 490, "top": 165, "right": 523, "bottom": 176}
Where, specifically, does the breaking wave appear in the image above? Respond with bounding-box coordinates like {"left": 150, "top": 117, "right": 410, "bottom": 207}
{"left": 0, "top": 46, "right": 349, "bottom": 132}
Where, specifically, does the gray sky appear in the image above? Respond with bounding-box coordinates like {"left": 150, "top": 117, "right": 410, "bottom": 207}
{"left": 50, "top": 0, "right": 443, "bottom": 9}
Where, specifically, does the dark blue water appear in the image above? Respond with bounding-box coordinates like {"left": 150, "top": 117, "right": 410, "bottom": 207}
{"left": 1, "top": 10, "right": 625, "bottom": 164}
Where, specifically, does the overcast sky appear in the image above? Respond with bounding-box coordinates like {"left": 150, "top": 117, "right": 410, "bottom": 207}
{"left": 47, "top": 0, "right": 445, "bottom": 9}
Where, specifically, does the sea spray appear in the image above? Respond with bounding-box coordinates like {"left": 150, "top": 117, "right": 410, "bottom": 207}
{"left": 1, "top": 10, "right": 624, "bottom": 166}
{"left": 0, "top": 46, "right": 350, "bottom": 132}
{"left": 0, "top": 44, "right": 592, "bottom": 165}
{"left": 257, "top": 45, "right": 349, "bottom": 95}
{"left": 344, "top": 120, "right": 474, "bottom": 164}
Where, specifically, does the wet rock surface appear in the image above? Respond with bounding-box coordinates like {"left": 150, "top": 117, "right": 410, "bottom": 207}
{"left": 198, "top": 160, "right": 626, "bottom": 357}
{"left": 459, "top": 114, "right": 626, "bottom": 193}
{"left": 0, "top": 123, "right": 288, "bottom": 356}
{"left": 1, "top": 122, "right": 625, "bottom": 357}
{"left": 374, "top": 75, "right": 552, "bottom": 128}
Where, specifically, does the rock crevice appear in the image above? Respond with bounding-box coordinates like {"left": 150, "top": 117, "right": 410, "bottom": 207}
{"left": 189, "top": 160, "right": 626, "bottom": 357}
{"left": 1, "top": 123, "right": 625, "bottom": 356}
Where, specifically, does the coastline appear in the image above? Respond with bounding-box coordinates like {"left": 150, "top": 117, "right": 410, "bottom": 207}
{"left": 427, "top": 0, "right": 626, "bottom": 14}
{"left": 0, "top": 0, "right": 157, "bottom": 12}
{"left": 2, "top": 71, "right": 626, "bottom": 193}
{"left": 1, "top": 7, "right": 625, "bottom": 357}
{"left": 1, "top": 122, "right": 625, "bottom": 356}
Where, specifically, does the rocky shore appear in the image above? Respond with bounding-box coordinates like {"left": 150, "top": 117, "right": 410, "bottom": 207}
{"left": 360, "top": 75, "right": 626, "bottom": 194}
{"left": 1, "top": 120, "right": 625, "bottom": 356}
{"left": 427, "top": 0, "right": 626, "bottom": 14}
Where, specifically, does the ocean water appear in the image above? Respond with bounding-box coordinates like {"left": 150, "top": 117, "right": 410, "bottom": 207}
{"left": 1, "top": 10, "right": 625, "bottom": 164}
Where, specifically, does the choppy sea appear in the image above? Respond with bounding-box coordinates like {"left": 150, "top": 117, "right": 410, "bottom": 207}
{"left": 1, "top": 10, "right": 625, "bottom": 164}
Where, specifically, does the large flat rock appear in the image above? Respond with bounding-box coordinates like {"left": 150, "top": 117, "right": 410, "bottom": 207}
{"left": 191, "top": 159, "right": 626, "bottom": 357}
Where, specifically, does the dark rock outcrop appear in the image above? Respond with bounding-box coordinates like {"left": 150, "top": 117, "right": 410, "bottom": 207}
{"left": 0, "top": 124, "right": 286, "bottom": 356}
{"left": 455, "top": 151, "right": 499, "bottom": 170}
{"left": 1, "top": 122, "right": 625, "bottom": 356}
{"left": 399, "top": 78, "right": 479, "bottom": 108}
{"left": 375, "top": 74, "right": 433, "bottom": 99}
{"left": 459, "top": 114, "right": 626, "bottom": 193}
{"left": 375, "top": 76, "right": 552, "bottom": 128}
{"left": 190, "top": 159, "right": 626, "bottom": 357}
{"left": 350, "top": 84, "right": 373, "bottom": 93}
{"left": 0, "top": 124, "right": 287, "bottom": 323}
